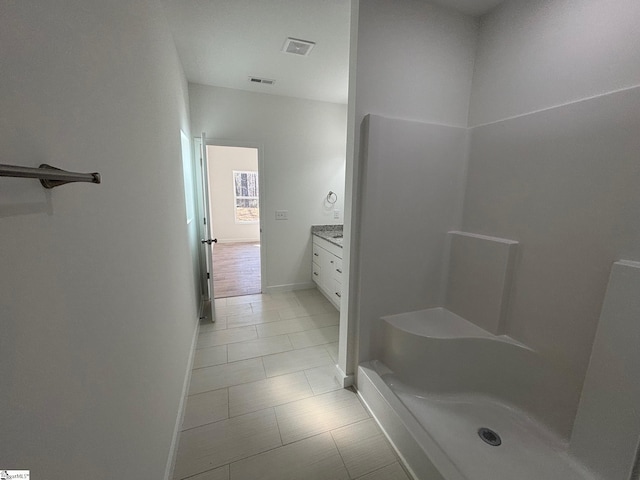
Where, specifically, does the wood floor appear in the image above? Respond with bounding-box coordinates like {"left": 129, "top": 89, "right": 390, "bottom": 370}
{"left": 172, "top": 289, "right": 411, "bottom": 480}
{"left": 213, "top": 242, "right": 261, "bottom": 299}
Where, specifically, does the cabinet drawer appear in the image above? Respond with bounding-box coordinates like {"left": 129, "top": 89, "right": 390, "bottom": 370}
{"left": 332, "top": 257, "right": 343, "bottom": 282}
{"left": 312, "top": 243, "right": 324, "bottom": 265}
{"left": 312, "top": 263, "right": 322, "bottom": 284}
{"left": 312, "top": 243, "right": 329, "bottom": 265}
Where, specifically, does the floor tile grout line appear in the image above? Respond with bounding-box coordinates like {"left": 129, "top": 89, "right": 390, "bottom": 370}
{"left": 329, "top": 429, "right": 353, "bottom": 479}
{"left": 226, "top": 316, "right": 285, "bottom": 329}
{"left": 178, "top": 465, "right": 225, "bottom": 480}
{"left": 190, "top": 363, "right": 228, "bottom": 371}
{"left": 226, "top": 335, "right": 295, "bottom": 363}
{"left": 190, "top": 355, "right": 263, "bottom": 371}
{"left": 259, "top": 356, "right": 267, "bottom": 379}
{"left": 194, "top": 328, "right": 335, "bottom": 377}
{"left": 192, "top": 463, "right": 231, "bottom": 480}
{"left": 187, "top": 379, "right": 352, "bottom": 430}
{"left": 177, "top": 406, "right": 278, "bottom": 446}
{"left": 190, "top": 345, "right": 228, "bottom": 371}
{"left": 351, "top": 462, "right": 399, "bottom": 480}
{"left": 187, "top": 363, "right": 266, "bottom": 397}
{"left": 333, "top": 416, "right": 378, "bottom": 436}
{"left": 256, "top": 320, "right": 340, "bottom": 340}
{"left": 184, "top": 385, "right": 229, "bottom": 400}
{"left": 332, "top": 418, "right": 401, "bottom": 479}
{"left": 275, "top": 392, "right": 371, "bottom": 446}
{"left": 280, "top": 414, "right": 375, "bottom": 447}
{"left": 225, "top": 430, "right": 349, "bottom": 474}
{"left": 195, "top": 326, "right": 259, "bottom": 349}
{"left": 300, "top": 367, "right": 315, "bottom": 395}
{"left": 273, "top": 403, "right": 285, "bottom": 446}
{"left": 226, "top": 368, "right": 331, "bottom": 417}
{"left": 255, "top": 343, "right": 334, "bottom": 360}
{"left": 303, "top": 369, "right": 319, "bottom": 397}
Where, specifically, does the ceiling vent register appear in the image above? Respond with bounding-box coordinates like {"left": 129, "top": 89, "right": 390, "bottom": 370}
{"left": 282, "top": 37, "right": 315, "bottom": 56}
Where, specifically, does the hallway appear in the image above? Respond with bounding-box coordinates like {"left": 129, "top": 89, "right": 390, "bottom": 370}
{"left": 172, "top": 289, "right": 410, "bottom": 480}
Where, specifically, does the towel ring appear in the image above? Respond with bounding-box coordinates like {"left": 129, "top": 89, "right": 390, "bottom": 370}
{"left": 326, "top": 191, "right": 337, "bottom": 204}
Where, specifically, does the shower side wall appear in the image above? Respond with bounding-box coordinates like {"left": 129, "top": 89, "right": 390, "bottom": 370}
{"left": 358, "top": 115, "right": 469, "bottom": 363}
{"left": 348, "top": 0, "right": 478, "bottom": 368}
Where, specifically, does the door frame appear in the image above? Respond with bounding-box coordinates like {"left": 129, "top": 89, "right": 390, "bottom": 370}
{"left": 194, "top": 137, "right": 266, "bottom": 296}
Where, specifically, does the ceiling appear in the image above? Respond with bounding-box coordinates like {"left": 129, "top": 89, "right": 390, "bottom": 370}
{"left": 162, "top": 0, "right": 351, "bottom": 104}
{"left": 429, "top": 0, "right": 505, "bottom": 16}
{"left": 162, "top": 0, "right": 505, "bottom": 105}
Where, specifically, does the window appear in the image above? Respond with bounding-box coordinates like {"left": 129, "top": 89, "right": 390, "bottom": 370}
{"left": 233, "top": 170, "right": 259, "bottom": 223}
{"left": 180, "top": 131, "right": 194, "bottom": 224}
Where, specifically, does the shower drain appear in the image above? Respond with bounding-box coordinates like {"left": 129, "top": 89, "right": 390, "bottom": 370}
{"left": 478, "top": 427, "right": 502, "bottom": 446}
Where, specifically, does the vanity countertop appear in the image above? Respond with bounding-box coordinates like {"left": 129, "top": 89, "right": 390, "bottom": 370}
{"left": 311, "top": 224, "right": 343, "bottom": 248}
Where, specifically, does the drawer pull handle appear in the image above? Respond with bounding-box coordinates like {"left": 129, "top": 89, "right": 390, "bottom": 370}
{"left": 335, "top": 292, "right": 341, "bottom": 298}
{"left": 330, "top": 260, "right": 334, "bottom": 264}
{"left": 336, "top": 269, "right": 342, "bottom": 273}
{"left": 313, "top": 272, "right": 319, "bottom": 276}
{"left": 314, "top": 253, "right": 319, "bottom": 257}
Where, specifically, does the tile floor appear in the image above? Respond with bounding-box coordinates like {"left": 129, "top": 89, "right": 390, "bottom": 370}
{"left": 173, "top": 288, "right": 411, "bottom": 480}
{"left": 212, "top": 242, "right": 261, "bottom": 298}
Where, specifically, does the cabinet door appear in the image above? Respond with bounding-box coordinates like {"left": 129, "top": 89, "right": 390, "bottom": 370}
{"left": 333, "top": 257, "right": 343, "bottom": 284}
{"left": 321, "top": 251, "right": 334, "bottom": 292}
{"left": 331, "top": 278, "right": 342, "bottom": 306}
{"left": 311, "top": 237, "right": 343, "bottom": 311}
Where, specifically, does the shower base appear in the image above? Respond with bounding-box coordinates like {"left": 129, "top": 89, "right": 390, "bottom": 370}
{"left": 358, "top": 362, "right": 597, "bottom": 480}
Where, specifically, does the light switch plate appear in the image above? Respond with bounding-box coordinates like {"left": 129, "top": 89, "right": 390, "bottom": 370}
{"left": 275, "top": 210, "right": 288, "bottom": 220}
{"left": 333, "top": 210, "right": 340, "bottom": 220}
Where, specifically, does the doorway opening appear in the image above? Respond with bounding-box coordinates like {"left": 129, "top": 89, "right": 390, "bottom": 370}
{"left": 206, "top": 145, "right": 262, "bottom": 298}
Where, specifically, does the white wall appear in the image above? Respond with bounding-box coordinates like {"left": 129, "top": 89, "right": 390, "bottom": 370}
{"left": 208, "top": 145, "right": 260, "bottom": 243}
{"left": 0, "top": 1, "right": 199, "bottom": 479}
{"left": 190, "top": 84, "right": 347, "bottom": 291}
{"left": 469, "top": 0, "right": 640, "bottom": 126}
{"left": 346, "top": 0, "right": 478, "bottom": 368}
{"left": 354, "top": 0, "right": 478, "bottom": 128}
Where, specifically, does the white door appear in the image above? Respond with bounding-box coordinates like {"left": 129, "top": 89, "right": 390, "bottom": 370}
{"left": 198, "top": 133, "right": 217, "bottom": 322}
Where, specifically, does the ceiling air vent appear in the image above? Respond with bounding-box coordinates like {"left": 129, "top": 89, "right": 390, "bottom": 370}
{"left": 249, "top": 76, "right": 275, "bottom": 86}
{"left": 282, "top": 37, "right": 315, "bottom": 56}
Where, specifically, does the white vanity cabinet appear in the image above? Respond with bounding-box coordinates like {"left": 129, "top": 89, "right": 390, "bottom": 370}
{"left": 312, "top": 236, "right": 343, "bottom": 310}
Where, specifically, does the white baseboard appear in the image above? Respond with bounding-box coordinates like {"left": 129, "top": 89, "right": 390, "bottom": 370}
{"left": 164, "top": 317, "right": 200, "bottom": 480}
{"left": 264, "top": 281, "right": 315, "bottom": 294}
{"left": 334, "top": 363, "right": 354, "bottom": 388}
{"left": 217, "top": 238, "right": 260, "bottom": 244}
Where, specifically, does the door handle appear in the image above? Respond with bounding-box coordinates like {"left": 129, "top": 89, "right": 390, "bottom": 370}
{"left": 201, "top": 238, "right": 218, "bottom": 245}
